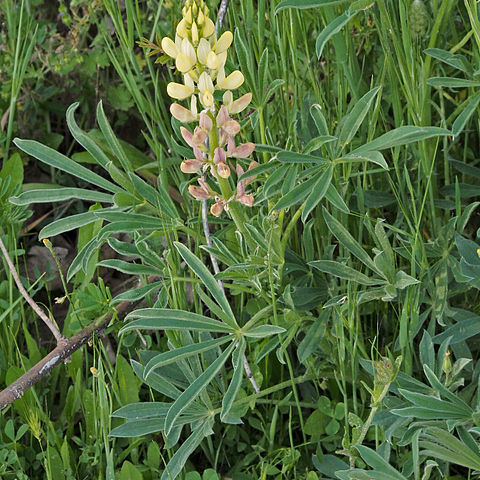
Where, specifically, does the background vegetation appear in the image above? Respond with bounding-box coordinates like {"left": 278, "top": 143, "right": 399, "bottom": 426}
{"left": 1, "top": 0, "right": 480, "bottom": 479}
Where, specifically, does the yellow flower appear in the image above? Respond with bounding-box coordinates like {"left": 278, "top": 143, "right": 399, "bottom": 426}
{"left": 198, "top": 71, "right": 215, "bottom": 107}
{"left": 216, "top": 67, "right": 244, "bottom": 90}
{"left": 167, "top": 73, "right": 195, "bottom": 100}
{"left": 175, "top": 38, "right": 196, "bottom": 73}
{"left": 215, "top": 31, "right": 233, "bottom": 54}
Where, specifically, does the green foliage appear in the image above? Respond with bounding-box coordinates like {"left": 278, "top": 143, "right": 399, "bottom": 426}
{"left": 3, "top": 0, "right": 480, "bottom": 479}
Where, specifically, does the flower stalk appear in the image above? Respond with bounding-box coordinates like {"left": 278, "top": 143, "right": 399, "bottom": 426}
{"left": 155, "top": 0, "right": 257, "bottom": 239}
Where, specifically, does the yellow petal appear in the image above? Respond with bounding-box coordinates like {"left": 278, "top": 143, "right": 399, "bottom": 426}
{"left": 170, "top": 103, "right": 196, "bottom": 123}
{"left": 176, "top": 18, "right": 188, "bottom": 38}
{"left": 206, "top": 51, "right": 219, "bottom": 70}
{"left": 197, "top": 38, "right": 210, "bottom": 65}
{"left": 200, "top": 91, "right": 214, "bottom": 108}
{"left": 202, "top": 17, "right": 215, "bottom": 38}
{"left": 220, "top": 71, "right": 244, "bottom": 90}
{"left": 176, "top": 52, "right": 195, "bottom": 73}
{"left": 167, "top": 82, "right": 194, "bottom": 100}
{"left": 215, "top": 31, "right": 233, "bottom": 54}
{"left": 161, "top": 37, "right": 177, "bottom": 58}
{"left": 198, "top": 71, "right": 214, "bottom": 94}
{"left": 230, "top": 92, "right": 253, "bottom": 114}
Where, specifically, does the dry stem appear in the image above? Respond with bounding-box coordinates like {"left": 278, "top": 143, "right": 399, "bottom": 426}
{"left": 0, "top": 236, "right": 64, "bottom": 343}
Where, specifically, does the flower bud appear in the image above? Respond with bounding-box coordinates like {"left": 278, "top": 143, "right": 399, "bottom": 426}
{"left": 217, "top": 162, "right": 230, "bottom": 178}
{"left": 181, "top": 158, "right": 203, "bottom": 173}
{"left": 237, "top": 193, "right": 254, "bottom": 206}
{"left": 189, "top": 185, "right": 210, "bottom": 199}
{"left": 213, "top": 147, "right": 226, "bottom": 164}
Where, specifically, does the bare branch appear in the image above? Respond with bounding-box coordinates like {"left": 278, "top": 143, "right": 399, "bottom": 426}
{"left": 0, "top": 236, "right": 64, "bottom": 343}
{"left": 0, "top": 301, "right": 129, "bottom": 410}
{"left": 216, "top": 0, "right": 230, "bottom": 32}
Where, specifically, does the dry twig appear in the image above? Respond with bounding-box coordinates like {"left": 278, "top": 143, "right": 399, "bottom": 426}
{"left": 0, "top": 236, "right": 64, "bottom": 343}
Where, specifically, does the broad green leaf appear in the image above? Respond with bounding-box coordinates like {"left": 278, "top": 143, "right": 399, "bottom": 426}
{"left": 144, "top": 336, "right": 234, "bottom": 377}
{"left": 94, "top": 211, "right": 178, "bottom": 230}
{"left": 393, "top": 271, "right": 420, "bottom": 289}
{"left": 309, "top": 260, "right": 383, "bottom": 285}
{"left": 353, "top": 126, "right": 450, "bottom": 153}
{"left": 13, "top": 138, "right": 122, "bottom": 194}
{"left": 97, "top": 101, "right": 132, "bottom": 172}
{"left": 121, "top": 309, "right": 236, "bottom": 334}
{"left": 112, "top": 402, "right": 170, "bottom": 419}
{"left": 339, "top": 151, "right": 388, "bottom": 170}
{"left": 66, "top": 103, "right": 111, "bottom": 170}
{"left": 112, "top": 281, "right": 163, "bottom": 304}
{"left": 131, "top": 360, "right": 181, "bottom": 400}
{"left": 277, "top": 151, "right": 328, "bottom": 164}
{"left": 355, "top": 445, "right": 407, "bottom": 480}
{"left": 254, "top": 144, "right": 282, "bottom": 153}
{"left": 425, "top": 48, "right": 472, "bottom": 74}
{"left": 432, "top": 312, "right": 480, "bottom": 344}
{"left": 242, "top": 325, "right": 286, "bottom": 338}
{"left": 10, "top": 187, "right": 113, "bottom": 205}
{"left": 452, "top": 91, "right": 480, "bottom": 138}
{"left": 297, "top": 312, "right": 328, "bottom": 363}
{"left": 423, "top": 365, "right": 472, "bottom": 410}
{"left": 427, "top": 77, "right": 480, "bottom": 88}
{"left": 316, "top": 9, "right": 357, "bottom": 58}
{"left": 421, "top": 427, "right": 480, "bottom": 470}
{"left": 161, "top": 423, "right": 210, "bottom": 480}
{"left": 274, "top": 169, "right": 327, "bottom": 210}
{"left": 325, "top": 184, "right": 350, "bottom": 213}
{"left": 165, "top": 342, "right": 236, "bottom": 435}
{"left": 238, "top": 161, "right": 277, "bottom": 182}
{"left": 175, "top": 242, "right": 237, "bottom": 328}
{"left": 221, "top": 339, "right": 246, "bottom": 422}
{"left": 1, "top": 153, "right": 23, "bottom": 195}
{"left": 39, "top": 210, "right": 112, "bottom": 239}
{"left": 275, "top": 0, "right": 346, "bottom": 14}
{"left": 304, "top": 135, "right": 337, "bottom": 154}
{"left": 339, "top": 87, "right": 381, "bottom": 148}
{"left": 302, "top": 164, "right": 333, "bottom": 222}
{"left": 97, "top": 259, "right": 160, "bottom": 275}
{"left": 110, "top": 419, "right": 165, "bottom": 437}
{"left": 322, "top": 208, "right": 380, "bottom": 273}
{"left": 119, "top": 461, "right": 143, "bottom": 480}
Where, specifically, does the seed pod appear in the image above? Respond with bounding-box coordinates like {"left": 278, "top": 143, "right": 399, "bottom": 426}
{"left": 409, "top": 0, "right": 430, "bottom": 39}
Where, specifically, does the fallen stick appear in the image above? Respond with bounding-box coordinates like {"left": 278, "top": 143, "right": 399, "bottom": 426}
{"left": 0, "top": 301, "right": 129, "bottom": 410}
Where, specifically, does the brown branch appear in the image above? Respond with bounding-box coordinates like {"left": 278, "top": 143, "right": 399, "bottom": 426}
{"left": 0, "top": 301, "right": 129, "bottom": 410}
{"left": 0, "top": 236, "right": 64, "bottom": 342}
{"left": 216, "top": 0, "right": 230, "bottom": 32}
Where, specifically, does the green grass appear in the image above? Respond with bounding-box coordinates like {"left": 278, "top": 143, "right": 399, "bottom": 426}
{"left": 1, "top": 0, "right": 480, "bottom": 478}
